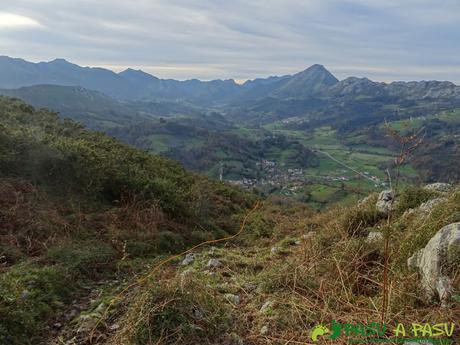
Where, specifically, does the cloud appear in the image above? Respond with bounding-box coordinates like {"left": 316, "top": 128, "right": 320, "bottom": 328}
{"left": 0, "top": 0, "right": 459, "bottom": 83}
{"left": 0, "top": 12, "right": 42, "bottom": 29}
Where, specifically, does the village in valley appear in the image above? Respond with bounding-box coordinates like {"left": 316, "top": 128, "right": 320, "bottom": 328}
{"left": 227, "top": 156, "right": 388, "bottom": 199}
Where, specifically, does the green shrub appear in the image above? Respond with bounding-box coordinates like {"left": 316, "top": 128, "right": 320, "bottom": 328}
{"left": 0, "top": 243, "right": 23, "bottom": 265}
{"left": 341, "top": 204, "right": 384, "bottom": 237}
{"left": 190, "top": 229, "right": 214, "bottom": 244}
{"left": 47, "top": 242, "right": 116, "bottom": 276}
{"left": 125, "top": 241, "right": 156, "bottom": 258}
{"left": 0, "top": 263, "right": 73, "bottom": 345}
{"left": 246, "top": 212, "right": 275, "bottom": 239}
{"left": 396, "top": 186, "right": 437, "bottom": 214}
{"left": 396, "top": 190, "right": 460, "bottom": 268}
{"left": 156, "top": 231, "right": 185, "bottom": 253}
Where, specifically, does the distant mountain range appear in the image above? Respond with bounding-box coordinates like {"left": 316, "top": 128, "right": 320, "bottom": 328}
{"left": 1, "top": 56, "right": 459, "bottom": 188}
{"left": 2, "top": 56, "right": 459, "bottom": 105}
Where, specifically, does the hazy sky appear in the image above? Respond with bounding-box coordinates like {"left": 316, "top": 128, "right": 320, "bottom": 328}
{"left": 1, "top": 0, "right": 460, "bottom": 83}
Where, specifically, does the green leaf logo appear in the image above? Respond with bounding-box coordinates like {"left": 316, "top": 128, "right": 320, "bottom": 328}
{"left": 310, "top": 325, "right": 330, "bottom": 342}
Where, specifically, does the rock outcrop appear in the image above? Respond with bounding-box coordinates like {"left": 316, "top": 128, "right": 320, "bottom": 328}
{"left": 423, "top": 183, "right": 452, "bottom": 194}
{"left": 376, "top": 190, "right": 395, "bottom": 214}
{"left": 418, "top": 197, "right": 447, "bottom": 214}
{"left": 407, "top": 222, "right": 460, "bottom": 304}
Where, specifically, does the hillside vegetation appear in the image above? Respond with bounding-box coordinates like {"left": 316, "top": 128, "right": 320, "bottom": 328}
{"left": 1, "top": 97, "right": 459, "bottom": 345}
{"left": 42, "top": 182, "right": 459, "bottom": 345}
{"left": 0, "top": 97, "right": 255, "bottom": 344}
{"left": 2, "top": 59, "right": 460, "bottom": 208}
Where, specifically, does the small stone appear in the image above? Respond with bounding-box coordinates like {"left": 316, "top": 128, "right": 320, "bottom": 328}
{"left": 207, "top": 258, "right": 223, "bottom": 268}
{"left": 192, "top": 308, "right": 204, "bottom": 320}
{"left": 20, "top": 290, "right": 30, "bottom": 300}
{"left": 224, "top": 293, "right": 240, "bottom": 305}
{"left": 260, "top": 324, "right": 269, "bottom": 335}
{"left": 109, "top": 323, "right": 120, "bottom": 331}
{"left": 244, "top": 282, "right": 257, "bottom": 292}
{"left": 94, "top": 302, "right": 106, "bottom": 313}
{"left": 53, "top": 322, "right": 62, "bottom": 329}
{"left": 216, "top": 282, "right": 230, "bottom": 293}
{"left": 301, "top": 232, "right": 315, "bottom": 241}
{"left": 180, "top": 267, "right": 195, "bottom": 277}
{"left": 181, "top": 253, "right": 195, "bottom": 266}
{"left": 366, "top": 231, "right": 384, "bottom": 244}
{"left": 294, "top": 240, "right": 301, "bottom": 245}
{"left": 271, "top": 247, "right": 280, "bottom": 254}
{"left": 189, "top": 324, "right": 204, "bottom": 332}
{"left": 260, "top": 300, "right": 274, "bottom": 314}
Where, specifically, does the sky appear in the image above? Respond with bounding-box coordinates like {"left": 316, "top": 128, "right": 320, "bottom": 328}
{"left": 1, "top": 0, "right": 460, "bottom": 83}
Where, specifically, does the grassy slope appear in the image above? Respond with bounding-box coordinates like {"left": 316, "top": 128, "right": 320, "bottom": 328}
{"left": 92, "top": 187, "right": 460, "bottom": 345}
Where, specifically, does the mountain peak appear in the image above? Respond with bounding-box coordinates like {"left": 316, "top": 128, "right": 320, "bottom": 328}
{"left": 119, "top": 68, "right": 158, "bottom": 82}
{"left": 50, "top": 58, "right": 69, "bottom": 63}
{"left": 298, "top": 64, "right": 336, "bottom": 78}
{"left": 307, "top": 63, "right": 327, "bottom": 70}
{"left": 47, "top": 58, "right": 74, "bottom": 66}
{"left": 271, "top": 64, "right": 338, "bottom": 98}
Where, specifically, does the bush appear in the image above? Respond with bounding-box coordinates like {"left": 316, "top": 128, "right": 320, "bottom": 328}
{"left": 246, "top": 212, "right": 275, "bottom": 239}
{"left": 0, "top": 263, "right": 73, "bottom": 345}
{"left": 396, "top": 186, "right": 437, "bottom": 214}
{"left": 47, "top": 242, "right": 116, "bottom": 277}
{"left": 341, "top": 204, "right": 384, "bottom": 237}
{"left": 156, "top": 231, "right": 185, "bottom": 253}
{"left": 396, "top": 190, "right": 460, "bottom": 268}
{"left": 125, "top": 241, "right": 156, "bottom": 258}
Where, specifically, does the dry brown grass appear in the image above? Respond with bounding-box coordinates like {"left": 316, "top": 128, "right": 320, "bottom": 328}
{"left": 49, "top": 191, "right": 460, "bottom": 345}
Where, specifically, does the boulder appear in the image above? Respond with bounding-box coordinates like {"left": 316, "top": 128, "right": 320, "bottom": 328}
{"left": 376, "top": 190, "right": 395, "bottom": 214}
{"left": 407, "top": 222, "right": 460, "bottom": 304}
{"left": 424, "top": 183, "right": 452, "bottom": 194}
{"left": 418, "top": 198, "right": 446, "bottom": 214}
